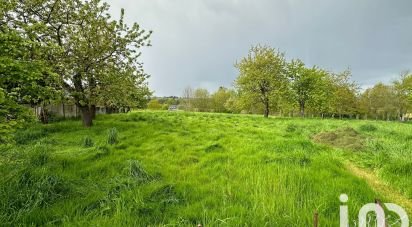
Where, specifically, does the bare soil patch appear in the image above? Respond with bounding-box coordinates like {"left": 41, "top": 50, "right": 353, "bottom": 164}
{"left": 312, "top": 127, "right": 365, "bottom": 151}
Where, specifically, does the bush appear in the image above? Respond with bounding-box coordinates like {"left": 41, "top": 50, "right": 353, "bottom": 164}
{"left": 147, "top": 99, "right": 162, "bottom": 110}
{"left": 0, "top": 93, "right": 35, "bottom": 145}
{"left": 83, "top": 136, "right": 94, "bottom": 147}
{"left": 107, "top": 128, "right": 118, "bottom": 145}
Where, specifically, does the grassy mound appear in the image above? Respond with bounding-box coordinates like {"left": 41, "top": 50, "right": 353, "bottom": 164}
{"left": 312, "top": 127, "right": 365, "bottom": 151}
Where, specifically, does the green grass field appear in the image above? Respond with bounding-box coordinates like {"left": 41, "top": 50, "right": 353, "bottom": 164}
{"left": 1, "top": 111, "right": 411, "bottom": 226}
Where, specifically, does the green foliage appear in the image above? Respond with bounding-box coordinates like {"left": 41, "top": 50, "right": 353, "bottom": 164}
{"left": 192, "top": 88, "right": 211, "bottom": 112}
{"left": 0, "top": 28, "right": 56, "bottom": 143}
{"left": 211, "top": 86, "right": 232, "bottom": 113}
{"left": 107, "top": 127, "right": 118, "bottom": 145}
{"left": 0, "top": 104, "right": 35, "bottom": 145}
{"left": 0, "top": 30, "right": 61, "bottom": 105}
{"left": 4, "top": 0, "right": 152, "bottom": 127}
{"left": 327, "top": 70, "right": 359, "bottom": 117}
{"left": 147, "top": 99, "right": 162, "bottom": 110}
{"left": 287, "top": 59, "right": 333, "bottom": 117}
{"left": 235, "top": 45, "right": 287, "bottom": 117}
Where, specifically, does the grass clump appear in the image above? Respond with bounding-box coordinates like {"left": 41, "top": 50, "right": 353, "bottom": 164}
{"left": 0, "top": 169, "right": 69, "bottom": 223}
{"left": 29, "top": 144, "right": 51, "bottom": 167}
{"left": 359, "top": 124, "right": 377, "bottom": 132}
{"left": 146, "top": 185, "right": 181, "bottom": 205}
{"left": 15, "top": 127, "right": 47, "bottom": 145}
{"left": 312, "top": 127, "right": 365, "bottom": 151}
{"left": 265, "top": 152, "right": 311, "bottom": 167}
{"left": 93, "top": 145, "right": 111, "bottom": 159}
{"left": 285, "top": 123, "right": 299, "bottom": 133}
{"left": 205, "top": 143, "right": 224, "bottom": 153}
{"left": 83, "top": 136, "right": 94, "bottom": 147}
{"left": 128, "top": 160, "right": 153, "bottom": 184}
{"left": 107, "top": 128, "right": 118, "bottom": 145}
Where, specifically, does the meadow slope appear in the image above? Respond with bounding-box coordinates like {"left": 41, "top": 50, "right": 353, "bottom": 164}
{"left": 1, "top": 111, "right": 411, "bottom": 226}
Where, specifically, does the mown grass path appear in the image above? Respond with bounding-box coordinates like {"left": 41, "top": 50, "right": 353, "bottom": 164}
{"left": 345, "top": 161, "right": 412, "bottom": 215}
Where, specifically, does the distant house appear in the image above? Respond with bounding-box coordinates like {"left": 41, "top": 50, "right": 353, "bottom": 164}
{"left": 168, "top": 105, "right": 178, "bottom": 111}
{"left": 403, "top": 113, "right": 412, "bottom": 120}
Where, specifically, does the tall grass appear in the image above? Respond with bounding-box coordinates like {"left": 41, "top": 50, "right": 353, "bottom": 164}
{"left": 1, "top": 111, "right": 411, "bottom": 225}
{"left": 107, "top": 128, "right": 118, "bottom": 145}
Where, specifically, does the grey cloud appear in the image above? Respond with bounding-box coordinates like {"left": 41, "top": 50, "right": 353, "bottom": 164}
{"left": 107, "top": 0, "right": 412, "bottom": 96}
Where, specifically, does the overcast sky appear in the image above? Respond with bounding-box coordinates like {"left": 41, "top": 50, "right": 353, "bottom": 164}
{"left": 107, "top": 0, "right": 412, "bottom": 96}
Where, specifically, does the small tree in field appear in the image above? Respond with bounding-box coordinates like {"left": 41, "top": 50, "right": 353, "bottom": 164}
{"left": 330, "top": 70, "right": 359, "bottom": 119}
{"left": 287, "top": 59, "right": 327, "bottom": 117}
{"left": 147, "top": 99, "right": 162, "bottom": 110}
{"left": 235, "top": 45, "right": 287, "bottom": 118}
{"left": 192, "top": 88, "right": 211, "bottom": 112}
{"left": 393, "top": 71, "right": 412, "bottom": 121}
{"left": 182, "top": 86, "right": 194, "bottom": 111}
{"left": 211, "top": 87, "right": 231, "bottom": 113}
{"left": 5, "top": 0, "right": 152, "bottom": 127}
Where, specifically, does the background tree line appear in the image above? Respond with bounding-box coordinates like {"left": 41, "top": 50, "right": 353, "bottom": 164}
{"left": 162, "top": 45, "right": 412, "bottom": 121}
{"left": 1, "top": 0, "right": 152, "bottom": 143}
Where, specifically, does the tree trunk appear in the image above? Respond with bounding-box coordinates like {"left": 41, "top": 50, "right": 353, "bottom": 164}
{"left": 80, "top": 106, "right": 93, "bottom": 127}
{"left": 39, "top": 106, "right": 49, "bottom": 124}
{"left": 62, "top": 102, "right": 66, "bottom": 119}
{"left": 263, "top": 99, "right": 269, "bottom": 118}
{"left": 299, "top": 102, "right": 305, "bottom": 118}
{"left": 91, "top": 104, "right": 96, "bottom": 119}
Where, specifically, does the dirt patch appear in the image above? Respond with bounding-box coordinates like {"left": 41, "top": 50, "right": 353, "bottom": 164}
{"left": 312, "top": 127, "right": 365, "bottom": 151}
